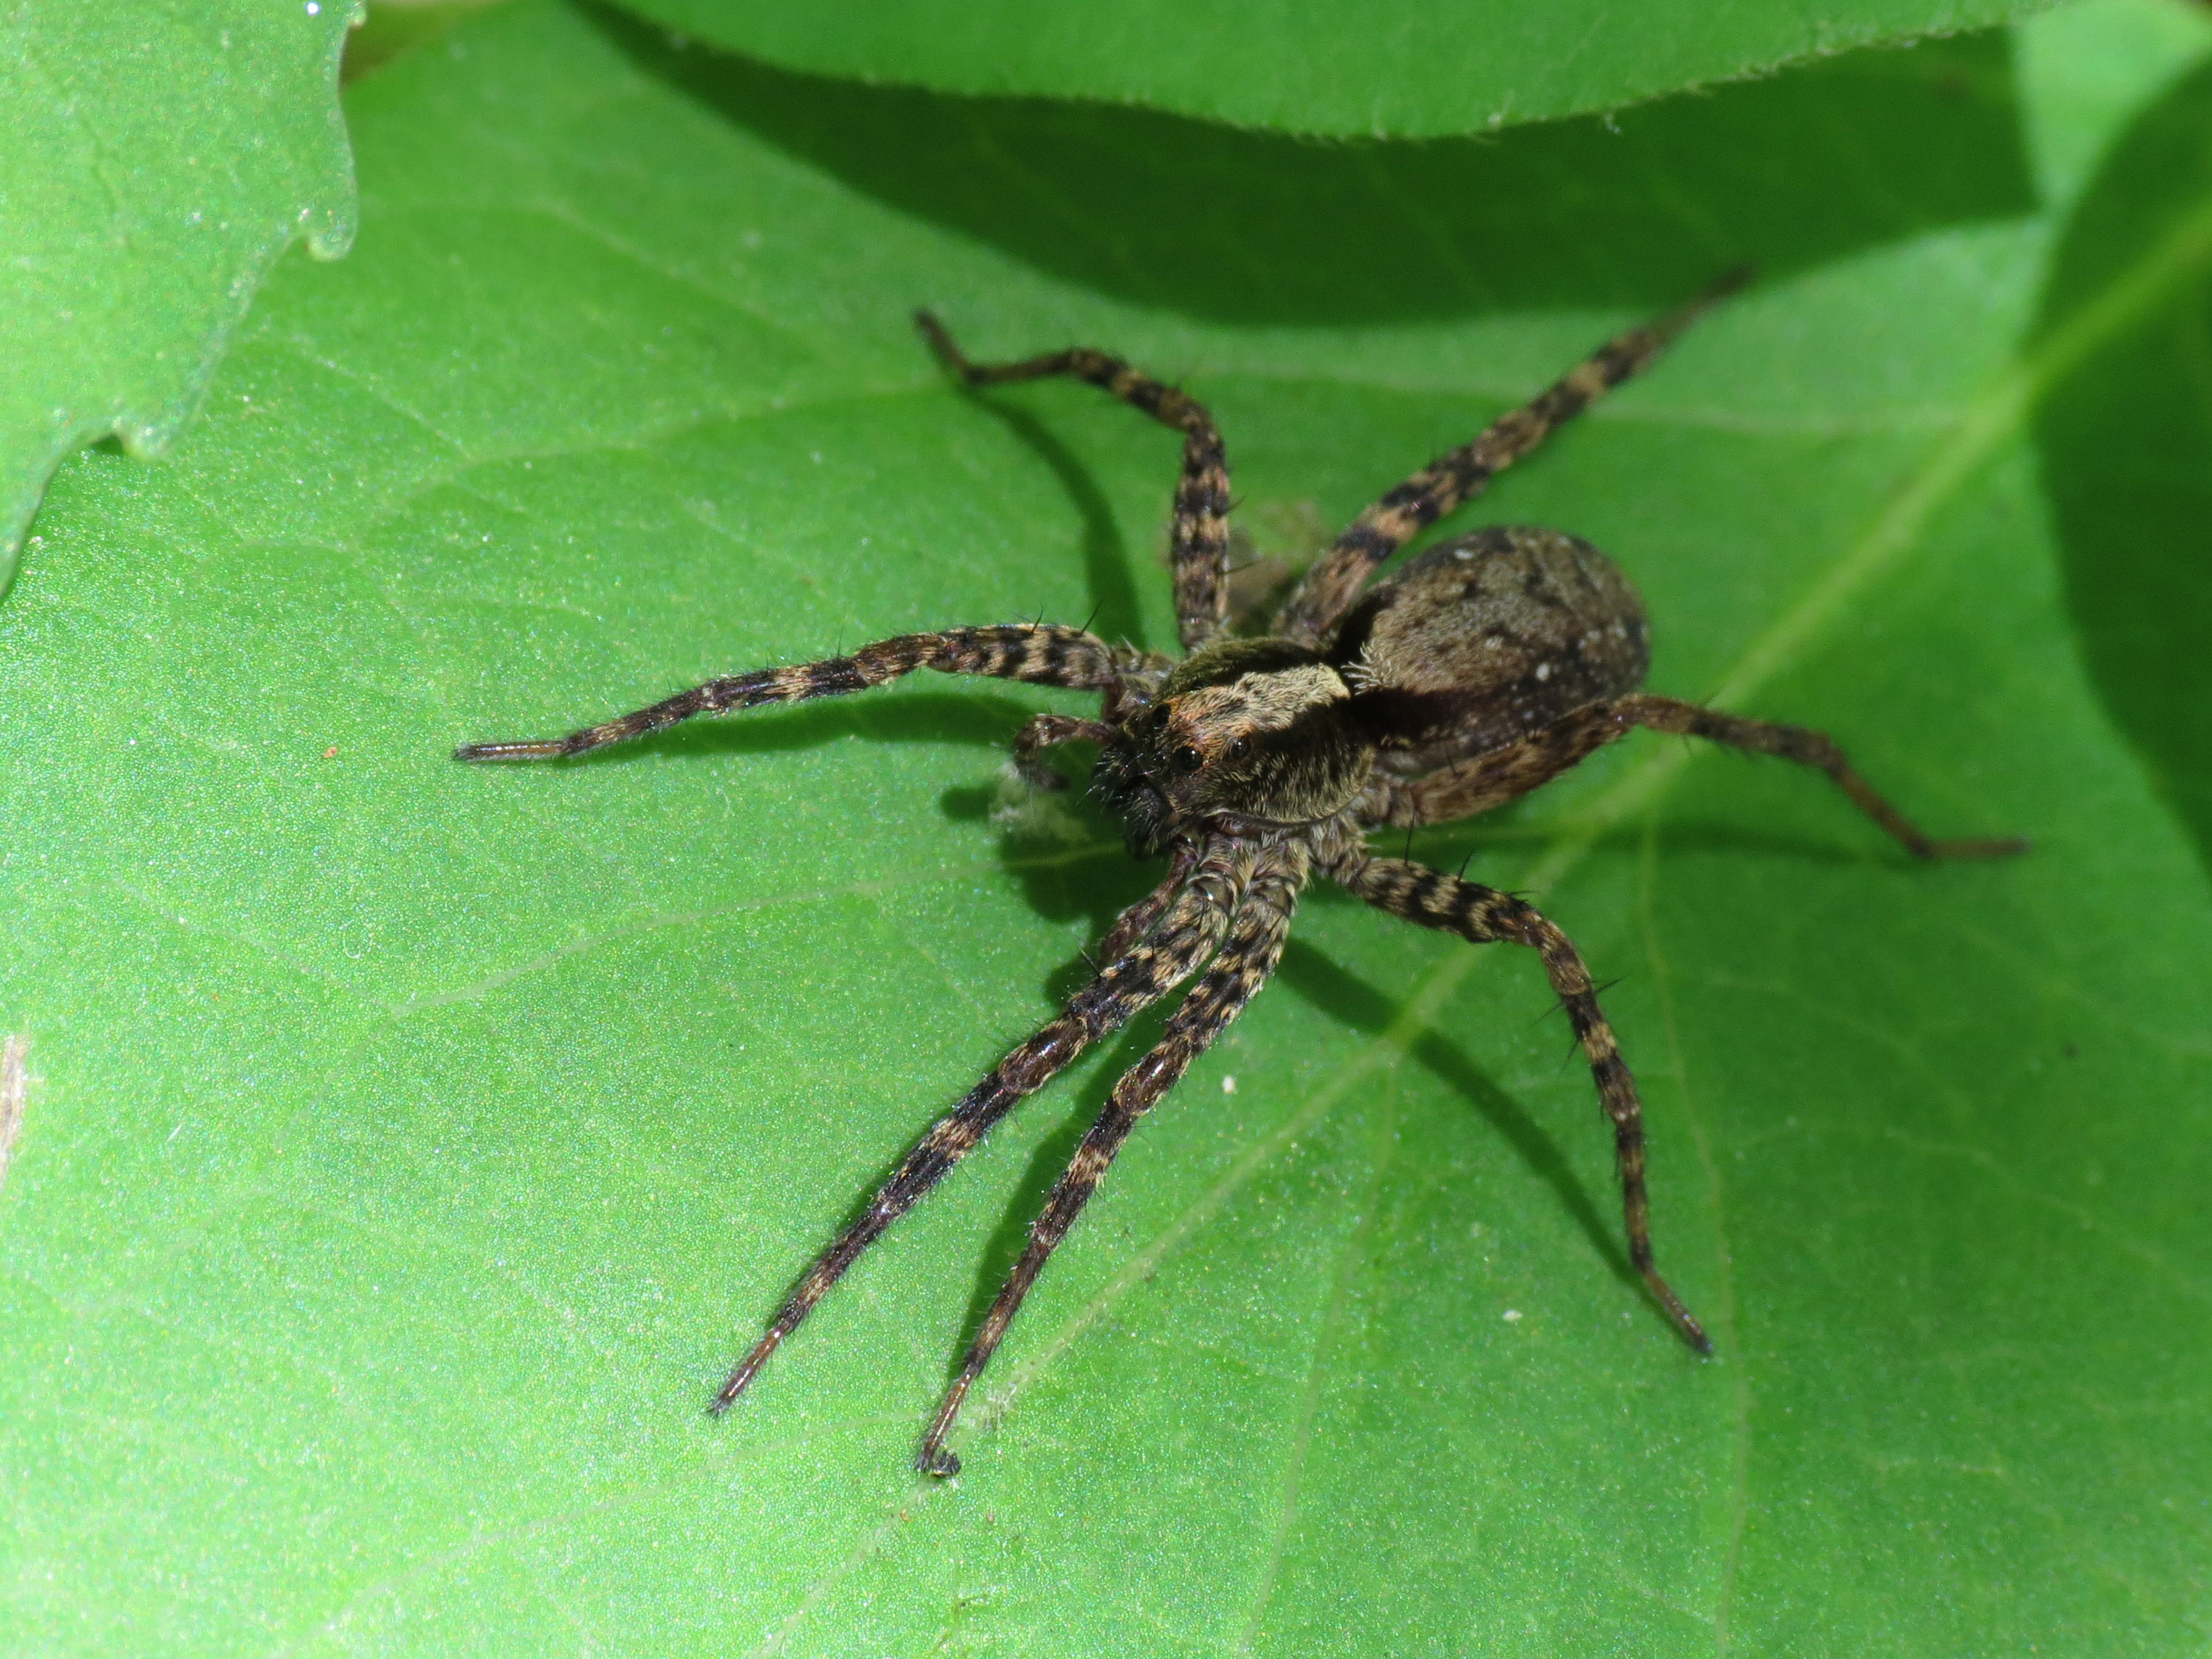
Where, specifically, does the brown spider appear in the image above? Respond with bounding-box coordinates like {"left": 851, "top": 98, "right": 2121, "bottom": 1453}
{"left": 456, "top": 273, "right": 2023, "bottom": 1477}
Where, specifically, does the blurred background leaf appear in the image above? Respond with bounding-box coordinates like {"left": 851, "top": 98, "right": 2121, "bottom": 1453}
{"left": 1, "top": 0, "right": 2209, "bottom": 1654}
{"left": 2035, "top": 48, "right": 2212, "bottom": 874}
{"left": 0, "top": 0, "right": 361, "bottom": 581}
{"left": 612, "top": 0, "right": 2058, "bottom": 137}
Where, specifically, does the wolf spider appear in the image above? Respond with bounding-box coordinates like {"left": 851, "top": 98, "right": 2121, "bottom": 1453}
{"left": 457, "top": 273, "right": 2023, "bottom": 1477}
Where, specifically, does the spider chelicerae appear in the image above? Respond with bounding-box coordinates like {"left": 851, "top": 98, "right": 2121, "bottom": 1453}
{"left": 458, "top": 272, "right": 2024, "bottom": 1477}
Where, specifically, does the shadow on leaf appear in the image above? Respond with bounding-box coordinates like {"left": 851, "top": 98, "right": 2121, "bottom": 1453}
{"left": 515, "top": 688, "right": 1036, "bottom": 765}
{"left": 604, "top": 8, "right": 2035, "bottom": 323}
{"left": 1273, "top": 937, "right": 1635, "bottom": 1295}
{"left": 952, "top": 394, "right": 1146, "bottom": 648}
{"left": 1417, "top": 814, "right": 1906, "bottom": 876}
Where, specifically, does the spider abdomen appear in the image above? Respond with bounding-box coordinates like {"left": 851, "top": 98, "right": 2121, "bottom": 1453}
{"left": 1331, "top": 525, "right": 1651, "bottom": 764}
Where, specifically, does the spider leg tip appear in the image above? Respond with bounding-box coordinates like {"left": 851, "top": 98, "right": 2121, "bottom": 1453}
{"left": 453, "top": 739, "right": 566, "bottom": 763}
{"left": 1672, "top": 1306, "right": 1716, "bottom": 1356}
{"left": 916, "top": 1445, "right": 962, "bottom": 1479}
{"left": 913, "top": 308, "right": 969, "bottom": 376}
{"left": 706, "top": 1376, "right": 748, "bottom": 1416}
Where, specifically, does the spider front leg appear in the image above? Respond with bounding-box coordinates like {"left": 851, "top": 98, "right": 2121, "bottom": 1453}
{"left": 453, "top": 623, "right": 1124, "bottom": 760}
{"left": 918, "top": 311, "right": 1232, "bottom": 653}
{"left": 1332, "top": 850, "right": 1712, "bottom": 1354}
{"left": 915, "top": 842, "right": 1309, "bottom": 1477}
{"left": 713, "top": 836, "right": 1249, "bottom": 1414}
{"left": 1278, "top": 268, "right": 1751, "bottom": 643}
{"left": 1094, "top": 843, "right": 1201, "bottom": 965}
{"left": 1011, "top": 713, "right": 1115, "bottom": 792}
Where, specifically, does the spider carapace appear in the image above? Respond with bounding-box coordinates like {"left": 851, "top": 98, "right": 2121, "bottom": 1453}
{"left": 457, "top": 272, "right": 2022, "bottom": 1477}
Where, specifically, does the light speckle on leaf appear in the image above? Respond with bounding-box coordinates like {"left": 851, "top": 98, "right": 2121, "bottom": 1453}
{"left": 0, "top": 1037, "right": 30, "bottom": 1190}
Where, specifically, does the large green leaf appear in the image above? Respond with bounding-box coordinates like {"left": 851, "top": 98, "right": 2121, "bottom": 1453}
{"left": 0, "top": 0, "right": 361, "bottom": 580}
{"left": 615, "top": 0, "right": 2057, "bottom": 137}
{"left": 4, "top": 0, "right": 2211, "bottom": 1652}
{"left": 2034, "top": 35, "right": 2212, "bottom": 877}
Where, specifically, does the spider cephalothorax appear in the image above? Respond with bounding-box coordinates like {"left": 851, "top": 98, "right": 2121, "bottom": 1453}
{"left": 457, "top": 274, "right": 2022, "bottom": 1477}
{"left": 1094, "top": 639, "right": 1368, "bottom": 850}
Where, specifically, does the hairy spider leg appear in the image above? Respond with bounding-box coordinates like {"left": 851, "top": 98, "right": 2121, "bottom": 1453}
{"left": 1331, "top": 850, "right": 1712, "bottom": 1353}
{"left": 1357, "top": 694, "right": 2027, "bottom": 860}
{"left": 1010, "top": 713, "right": 1117, "bottom": 792}
{"left": 452, "top": 624, "right": 1123, "bottom": 761}
{"left": 712, "top": 838, "right": 1249, "bottom": 1414}
{"left": 916, "top": 841, "right": 1307, "bottom": 1477}
{"left": 1277, "top": 268, "right": 1754, "bottom": 645}
{"left": 1612, "top": 695, "right": 2030, "bottom": 860}
{"left": 917, "top": 310, "right": 1232, "bottom": 655}
{"left": 1094, "top": 842, "right": 1202, "bottom": 962}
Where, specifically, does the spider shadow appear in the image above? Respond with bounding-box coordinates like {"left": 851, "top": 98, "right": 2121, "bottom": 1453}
{"left": 940, "top": 755, "right": 1166, "bottom": 970}
{"left": 1411, "top": 814, "right": 1892, "bottom": 879}
{"left": 946, "top": 1008, "right": 1177, "bottom": 1382}
{"left": 523, "top": 688, "right": 1041, "bottom": 766}
{"left": 950, "top": 392, "right": 1149, "bottom": 652}
{"left": 1273, "top": 922, "right": 1642, "bottom": 1299}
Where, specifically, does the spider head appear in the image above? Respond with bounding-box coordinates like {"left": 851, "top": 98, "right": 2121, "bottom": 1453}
{"left": 1094, "top": 639, "right": 1374, "bottom": 853}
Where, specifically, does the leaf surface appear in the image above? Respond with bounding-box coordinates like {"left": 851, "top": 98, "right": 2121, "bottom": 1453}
{"left": 614, "top": 0, "right": 2057, "bottom": 136}
{"left": 2034, "top": 26, "right": 2212, "bottom": 877}
{"left": 2, "top": 2, "right": 2210, "bottom": 1654}
{"left": 0, "top": 0, "right": 360, "bottom": 579}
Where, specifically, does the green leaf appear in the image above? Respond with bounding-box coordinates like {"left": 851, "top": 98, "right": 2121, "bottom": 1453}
{"left": 613, "top": 0, "right": 2058, "bottom": 136}
{"left": 4, "top": 0, "right": 2211, "bottom": 1652}
{"left": 0, "top": 0, "right": 361, "bottom": 576}
{"left": 647, "top": 21, "right": 2035, "bottom": 320}
{"left": 2034, "top": 36, "right": 2212, "bottom": 877}
{"left": 341, "top": 0, "right": 507, "bottom": 83}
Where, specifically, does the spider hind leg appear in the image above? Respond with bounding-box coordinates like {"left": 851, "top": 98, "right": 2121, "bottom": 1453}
{"left": 1616, "top": 694, "right": 2029, "bottom": 859}
{"left": 1332, "top": 849, "right": 1712, "bottom": 1354}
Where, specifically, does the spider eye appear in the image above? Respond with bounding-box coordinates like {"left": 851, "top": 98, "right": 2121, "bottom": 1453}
{"left": 1171, "top": 744, "right": 1204, "bottom": 775}
{"left": 1150, "top": 705, "right": 1172, "bottom": 731}
{"left": 1228, "top": 736, "right": 1251, "bottom": 760}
